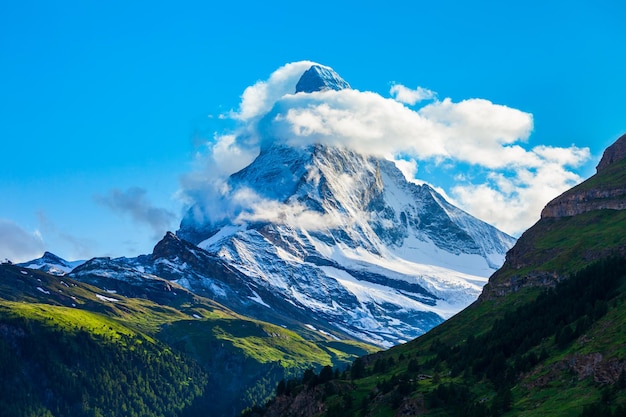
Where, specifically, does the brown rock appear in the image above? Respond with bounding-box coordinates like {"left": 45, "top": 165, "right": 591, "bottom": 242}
{"left": 541, "top": 188, "right": 626, "bottom": 219}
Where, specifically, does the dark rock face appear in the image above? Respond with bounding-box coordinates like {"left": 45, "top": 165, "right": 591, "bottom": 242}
{"left": 152, "top": 231, "right": 199, "bottom": 264}
{"left": 596, "top": 133, "right": 626, "bottom": 173}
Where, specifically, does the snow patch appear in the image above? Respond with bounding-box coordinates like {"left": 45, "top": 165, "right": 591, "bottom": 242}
{"left": 199, "top": 224, "right": 247, "bottom": 250}
{"left": 248, "top": 290, "right": 270, "bottom": 308}
{"left": 318, "top": 329, "right": 341, "bottom": 341}
{"left": 96, "top": 294, "right": 119, "bottom": 302}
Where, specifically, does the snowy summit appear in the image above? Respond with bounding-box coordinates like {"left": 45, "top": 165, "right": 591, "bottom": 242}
{"left": 174, "top": 65, "right": 516, "bottom": 347}
{"left": 295, "top": 64, "right": 351, "bottom": 93}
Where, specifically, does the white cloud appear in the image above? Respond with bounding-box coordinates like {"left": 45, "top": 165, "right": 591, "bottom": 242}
{"left": 450, "top": 154, "right": 589, "bottom": 234}
{"left": 393, "top": 158, "right": 420, "bottom": 184}
{"left": 0, "top": 219, "right": 45, "bottom": 263}
{"left": 180, "top": 61, "right": 591, "bottom": 236}
{"left": 260, "top": 91, "right": 535, "bottom": 169}
{"left": 390, "top": 84, "right": 436, "bottom": 105}
{"left": 229, "top": 188, "right": 344, "bottom": 230}
{"left": 233, "top": 60, "right": 319, "bottom": 121}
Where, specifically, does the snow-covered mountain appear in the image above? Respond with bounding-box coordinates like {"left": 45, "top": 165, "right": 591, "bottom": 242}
{"left": 169, "top": 65, "right": 514, "bottom": 346}
{"left": 57, "top": 64, "right": 516, "bottom": 347}
{"left": 295, "top": 64, "right": 351, "bottom": 93}
{"left": 18, "top": 251, "right": 85, "bottom": 276}
{"left": 174, "top": 141, "right": 514, "bottom": 346}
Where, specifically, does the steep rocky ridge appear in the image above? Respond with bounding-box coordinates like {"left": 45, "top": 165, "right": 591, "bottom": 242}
{"left": 295, "top": 64, "right": 350, "bottom": 93}
{"left": 481, "top": 133, "right": 626, "bottom": 300}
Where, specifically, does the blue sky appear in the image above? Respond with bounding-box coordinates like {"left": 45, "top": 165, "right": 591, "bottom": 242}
{"left": 1, "top": 0, "right": 624, "bottom": 262}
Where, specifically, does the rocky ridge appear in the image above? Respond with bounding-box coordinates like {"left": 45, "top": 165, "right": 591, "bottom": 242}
{"left": 541, "top": 133, "right": 626, "bottom": 218}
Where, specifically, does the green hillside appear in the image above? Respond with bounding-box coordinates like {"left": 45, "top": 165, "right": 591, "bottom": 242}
{"left": 248, "top": 143, "right": 626, "bottom": 417}
{"left": 0, "top": 301, "right": 207, "bottom": 417}
{"left": 0, "top": 263, "right": 375, "bottom": 417}
{"left": 485, "top": 209, "right": 626, "bottom": 287}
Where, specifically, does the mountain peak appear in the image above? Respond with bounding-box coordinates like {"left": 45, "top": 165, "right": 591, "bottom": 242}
{"left": 596, "top": 133, "right": 626, "bottom": 173}
{"left": 295, "top": 65, "right": 350, "bottom": 93}
{"left": 41, "top": 251, "right": 66, "bottom": 263}
{"left": 17, "top": 251, "right": 85, "bottom": 276}
{"left": 152, "top": 231, "right": 186, "bottom": 260}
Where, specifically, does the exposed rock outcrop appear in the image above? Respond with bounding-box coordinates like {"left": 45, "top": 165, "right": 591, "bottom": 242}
{"left": 524, "top": 352, "right": 626, "bottom": 389}
{"left": 541, "top": 133, "right": 626, "bottom": 219}
{"left": 540, "top": 187, "right": 626, "bottom": 218}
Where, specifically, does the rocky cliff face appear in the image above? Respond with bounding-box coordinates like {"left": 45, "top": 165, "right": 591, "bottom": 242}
{"left": 541, "top": 133, "right": 626, "bottom": 218}
{"left": 540, "top": 188, "right": 626, "bottom": 218}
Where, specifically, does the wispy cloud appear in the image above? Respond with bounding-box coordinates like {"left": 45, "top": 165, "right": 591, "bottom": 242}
{"left": 390, "top": 84, "right": 436, "bottom": 105}
{"left": 180, "top": 61, "right": 590, "bottom": 236}
{"left": 0, "top": 219, "right": 44, "bottom": 262}
{"left": 94, "top": 187, "right": 176, "bottom": 238}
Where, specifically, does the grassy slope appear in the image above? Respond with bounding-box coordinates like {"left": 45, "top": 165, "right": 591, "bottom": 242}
{"left": 0, "top": 301, "right": 208, "bottom": 417}
{"left": 568, "top": 157, "right": 626, "bottom": 193}
{"left": 490, "top": 210, "right": 626, "bottom": 283}
{"left": 0, "top": 264, "right": 376, "bottom": 417}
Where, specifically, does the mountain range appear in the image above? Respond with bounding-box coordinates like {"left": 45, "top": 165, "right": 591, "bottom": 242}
{"left": 2, "top": 64, "right": 517, "bottom": 416}
{"left": 19, "top": 64, "right": 515, "bottom": 348}
{"left": 4, "top": 64, "right": 624, "bottom": 417}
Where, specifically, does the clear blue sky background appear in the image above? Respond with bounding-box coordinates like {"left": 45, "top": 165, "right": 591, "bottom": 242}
{"left": 1, "top": 0, "right": 625, "bottom": 262}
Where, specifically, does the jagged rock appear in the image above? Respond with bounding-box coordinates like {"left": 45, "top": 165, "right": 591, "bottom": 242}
{"left": 541, "top": 187, "right": 626, "bottom": 218}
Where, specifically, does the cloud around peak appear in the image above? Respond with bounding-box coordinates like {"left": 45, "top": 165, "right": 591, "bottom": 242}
{"left": 180, "top": 61, "right": 590, "bottom": 236}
